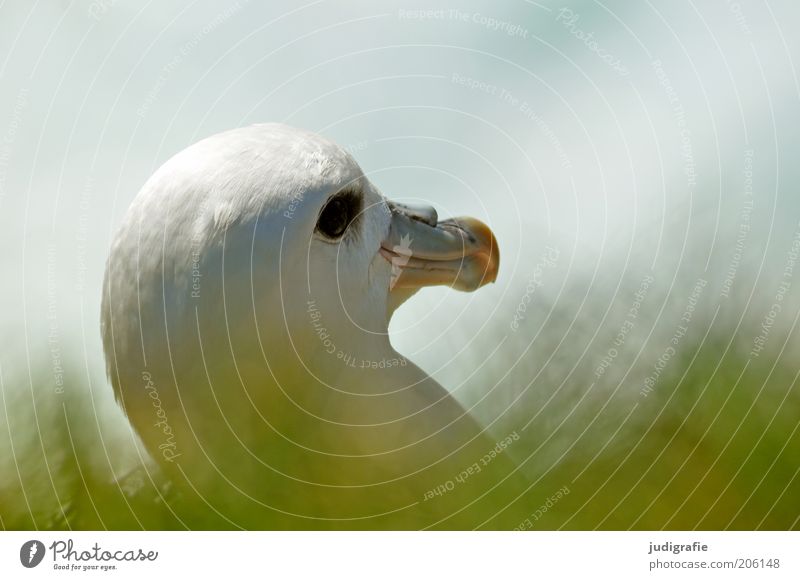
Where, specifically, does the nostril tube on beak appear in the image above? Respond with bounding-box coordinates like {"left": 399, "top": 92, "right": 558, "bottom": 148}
{"left": 388, "top": 200, "right": 438, "bottom": 227}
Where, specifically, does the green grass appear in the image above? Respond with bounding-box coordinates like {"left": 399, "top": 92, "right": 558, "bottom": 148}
{"left": 1, "top": 328, "right": 798, "bottom": 530}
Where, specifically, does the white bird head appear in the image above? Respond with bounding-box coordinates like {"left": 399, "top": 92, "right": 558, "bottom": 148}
{"left": 101, "top": 123, "right": 502, "bottom": 526}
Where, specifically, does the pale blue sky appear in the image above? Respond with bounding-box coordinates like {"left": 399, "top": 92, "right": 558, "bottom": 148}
{"left": 1, "top": 0, "right": 799, "bottom": 405}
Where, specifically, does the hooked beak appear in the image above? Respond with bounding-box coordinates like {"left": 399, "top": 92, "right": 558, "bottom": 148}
{"left": 379, "top": 200, "right": 500, "bottom": 292}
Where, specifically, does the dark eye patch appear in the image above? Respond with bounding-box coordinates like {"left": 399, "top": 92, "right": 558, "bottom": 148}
{"left": 315, "top": 189, "right": 361, "bottom": 240}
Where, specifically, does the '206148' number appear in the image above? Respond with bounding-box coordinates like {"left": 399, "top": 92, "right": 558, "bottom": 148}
{"left": 735, "top": 559, "right": 780, "bottom": 569}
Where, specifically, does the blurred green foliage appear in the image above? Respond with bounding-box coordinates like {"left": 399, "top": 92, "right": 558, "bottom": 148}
{"left": 2, "top": 329, "right": 797, "bottom": 530}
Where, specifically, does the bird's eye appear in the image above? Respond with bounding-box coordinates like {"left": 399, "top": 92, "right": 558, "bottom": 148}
{"left": 316, "top": 191, "right": 360, "bottom": 240}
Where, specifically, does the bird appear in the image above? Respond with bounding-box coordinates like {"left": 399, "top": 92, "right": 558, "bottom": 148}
{"left": 101, "top": 123, "right": 532, "bottom": 529}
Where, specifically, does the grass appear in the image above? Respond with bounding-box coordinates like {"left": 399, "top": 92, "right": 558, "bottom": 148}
{"left": 1, "top": 278, "right": 798, "bottom": 530}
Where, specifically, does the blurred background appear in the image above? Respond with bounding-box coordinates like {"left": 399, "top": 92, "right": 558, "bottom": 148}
{"left": 1, "top": 0, "right": 798, "bottom": 529}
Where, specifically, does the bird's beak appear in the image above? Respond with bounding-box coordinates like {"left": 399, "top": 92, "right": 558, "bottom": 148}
{"left": 379, "top": 200, "right": 499, "bottom": 292}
